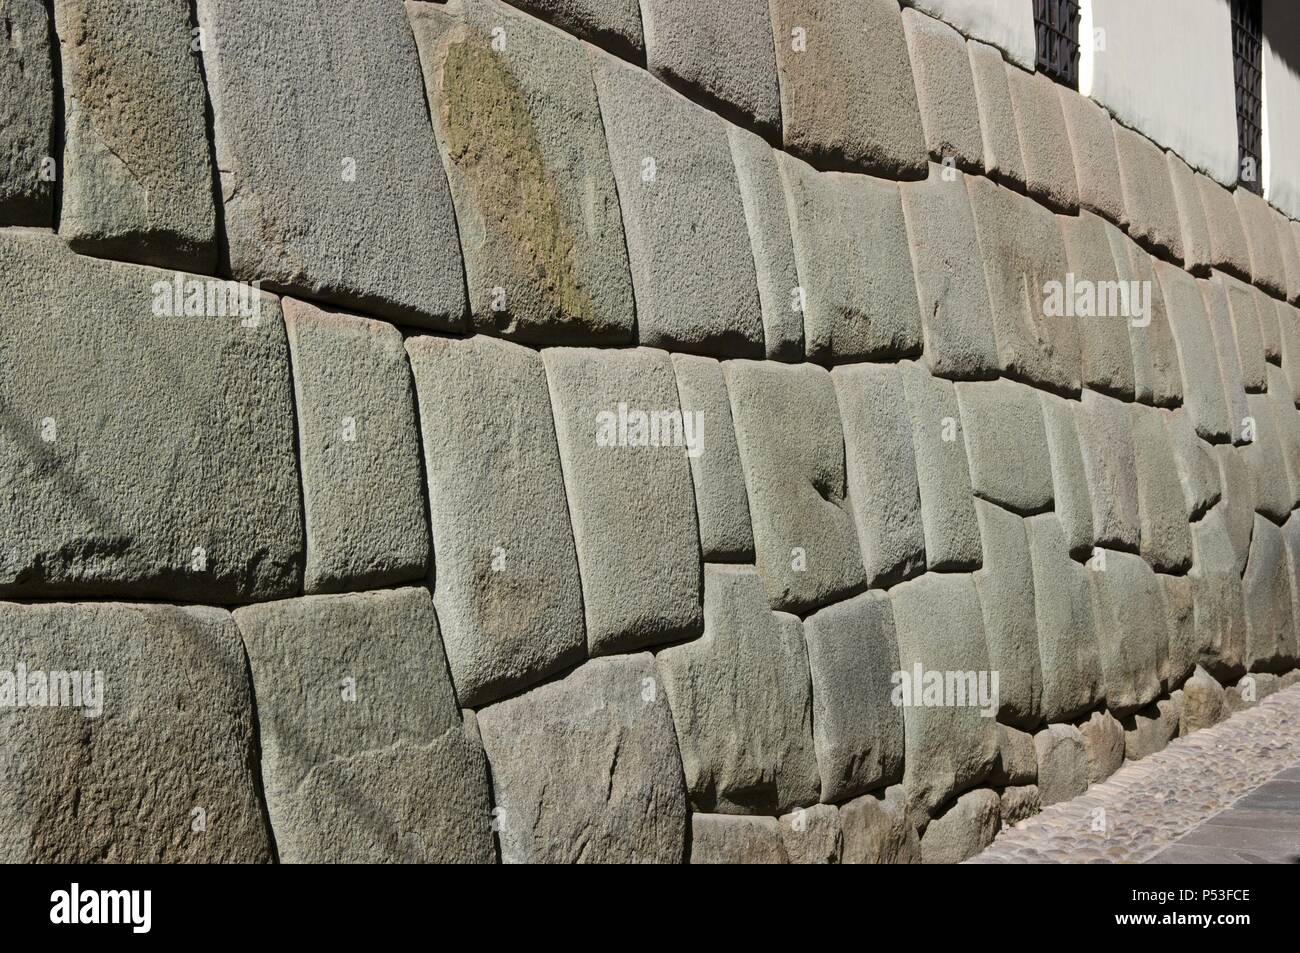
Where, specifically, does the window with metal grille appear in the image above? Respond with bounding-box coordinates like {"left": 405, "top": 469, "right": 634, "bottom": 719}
{"left": 1233, "top": 0, "right": 1264, "bottom": 194}
{"left": 1034, "top": 0, "right": 1080, "bottom": 88}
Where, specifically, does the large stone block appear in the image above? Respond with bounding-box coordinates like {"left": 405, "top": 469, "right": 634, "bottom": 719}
{"left": 967, "top": 39, "right": 1027, "bottom": 188}
{"left": 671, "top": 354, "right": 755, "bottom": 562}
{"left": 234, "top": 589, "right": 495, "bottom": 863}
{"left": 1153, "top": 259, "right": 1232, "bottom": 441}
{"left": 1073, "top": 390, "right": 1140, "bottom": 552}
{"left": 803, "top": 592, "right": 906, "bottom": 803}
{"left": 899, "top": 166, "right": 1000, "bottom": 380}
{"left": 1211, "top": 445, "right": 1257, "bottom": 576}
{"left": 1159, "top": 572, "right": 1200, "bottom": 690}
{"left": 779, "top": 804, "right": 843, "bottom": 864}
{"left": 1214, "top": 272, "right": 1268, "bottom": 393}
{"left": 408, "top": 0, "right": 634, "bottom": 346}
{"left": 1253, "top": 284, "right": 1282, "bottom": 362}
{"left": 408, "top": 334, "right": 586, "bottom": 705}
{"left": 591, "top": 49, "right": 763, "bottom": 357}
{"left": 899, "top": 363, "right": 983, "bottom": 571}
{"left": 1122, "top": 697, "right": 1180, "bottom": 761}
{"left": 0, "top": 230, "right": 302, "bottom": 602}
{"left": 966, "top": 174, "right": 1081, "bottom": 394}
{"left": 543, "top": 347, "right": 701, "bottom": 653}
{"left": 779, "top": 152, "right": 923, "bottom": 364}
{"left": 1088, "top": 550, "right": 1166, "bottom": 717}
{"left": 690, "top": 815, "right": 788, "bottom": 864}
{"left": 725, "top": 360, "right": 865, "bottom": 612}
{"left": 1281, "top": 515, "right": 1300, "bottom": 658}
{"left": 1079, "top": 710, "right": 1125, "bottom": 784}
{"left": 839, "top": 786, "right": 921, "bottom": 864}
{"left": 956, "top": 379, "right": 1053, "bottom": 515}
{"left": 504, "top": 0, "right": 642, "bottom": 59}
{"left": 640, "top": 0, "right": 779, "bottom": 136}
{"left": 1200, "top": 277, "right": 1251, "bottom": 444}
{"left": 0, "top": 0, "right": 54, "bottom": 225}
{"left": 477, "top": 654, "right": 688, "bottom": 864}
{"left": 1242, "top": 516, "right": 1299, "bottom": 673}
{"left": 1058, "top": 211, "right": 1138, "bottom": 399}
{"left": 1112, "top": 122, "right": 1183, "bottom": 261}
{"left": 197, "top": 0, "right": 466, "bottom": 327}
{"left": 1235, "top": 187, "right": 1287, "bottom": 296}
{"left": 1196, "top": 173, "right": 1251, "bottom": 280}
{"left": 1274, "top": 206, "right": 1300, "bottom": 305}
{"left": 1059, "top": 87, "right": 1126, "bottom": 228}
{"left": 989, "top": 724, "right": 1037, "bottom": 786}
{"left": 889, "top": 573, "right": 999, "bottom": 818}
{"left": 1162, "top": 407, "right": 1221, "bottom": 521}
{"left": 1243, "top": 389, "right": 1294, "bottom": 522}
{"left": 1279, "top": 300, "right": 1300, "bottom": 403}
{"left": 285, "top": 299, "right": 429, "bottom": 594}
{"left": 768, "top": 0, "right": 926, "bottom": 177}
{"left": 1004, "top": 64, "right": 1078, "bottom": 213}
{"left": 1129, "top": 403, "right": 1193, "bottom": 573}
{"left": 901, "top": 9, "right": 983, "bottom": 169}
{"left": 1179, "top": 665, "right": 1228, "bottom": 735}
{"left": 0, "top": 602, "right": 272, "bottom": 862}
{"left": 1190, "top": 509, "right": 1248, "bottom": 681}
{"left": 1033, "top": 723, "right": 1087, "bottom": 807}
{"left": 971, "top": 500, "right": 1044, "bottom": 729}
{"left": 1270, "top": 364, "right": 1300, "bottom": 509}
{"left": 1024, "top": 514, "right": 1103, "bottom": 723}
{"left": 1166, "top": 151, "right": 1212, "bottom": 274}
{"left": 1038, "top": 392, "right": 1094, "bottom": 558}
{"left": 1000, "top": 785, "right": 1041, "bottom": 826}
{"left": 920, "top": 788, "right": 1000, "bottom": 864}
{"left": 727, "top": 126, "right": 803, "bottom": 361}
{"left": 657, "top": 566, "right": 820, "bottom": 815}
{"left": 832, "top": 364, "right": 926, "bottom": 587}
{"left": 54, "top": 0, "right": 216, "bottom": 271}
{"left": 1105, "top": 227, "right": 1182, "bottom": 407}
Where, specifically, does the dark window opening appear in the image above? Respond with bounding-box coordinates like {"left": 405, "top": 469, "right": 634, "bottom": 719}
{"left": 1233, "top": 0, "right": 1264, "bottom": 194}
{"left": 1034, "top": 0, "right": 1080, "bottom": 88}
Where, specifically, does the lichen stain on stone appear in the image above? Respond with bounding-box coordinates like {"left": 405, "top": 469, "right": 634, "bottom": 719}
{"left": 435, "top": 33, "right": 593, "bottom": 332}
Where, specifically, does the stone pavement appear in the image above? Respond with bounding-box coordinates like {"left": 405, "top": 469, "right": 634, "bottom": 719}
{"left": 969, "top": 685, "right": 1300, "bottom": 863}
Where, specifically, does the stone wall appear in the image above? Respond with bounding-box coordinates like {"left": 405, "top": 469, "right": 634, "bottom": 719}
{"left": 3, "top": 0, "right": 1300, "bottom": 864}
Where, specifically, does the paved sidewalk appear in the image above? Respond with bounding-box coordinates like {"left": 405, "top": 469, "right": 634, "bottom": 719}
{"left": 969, "top": 685, "right": 1300, "bottom": 864}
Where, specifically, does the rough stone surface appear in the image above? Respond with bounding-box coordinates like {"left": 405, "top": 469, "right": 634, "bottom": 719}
{"left": 901, "top": 9, "right": 983, "bottom": 170}
{"left": 1000, "top": 785, "right": 1041, "bottom": 826}
{"left": 1255, "top": 285, "right": 1283, "bottom": 362}
{"left": 956, "top": 379, "right": 1053, "bottom": 515}
{"left": 1279, "top": 300, "right": 1300, "bottom": 403}
{"left": 921, "top": 788, "right": 1000, "bottom": 864}
{"left": 657, "top": 566, "right": 820, "bottom": 815}
{"left": 1242, "top": 516, "right": 1299, "bottom": 673}
{"left": 1033, "top": 723, "right": 1088, "bottom": 807}
{"left": 1212, "top": 445, "right": 1257, "bottom": 576}
{"left": 1180, "top": 665, "right": 1229, "bottom": 735}
{"left": 1073, "top": 390, "right": 1140, "bottom": 552}
{"left": 0, "top": 230, "right": 303, "bottom": 602}
{"left": 505, "top": 0, "right": 642, "bottom": 59}
{"left": 726, "top": 360, "right": 865, "bottom": 612}
{"left": 727, "top": 125, "right": 803, "bottom": 361}
{"left": 1129, "top": 402, "right": 1194, "bottom": 573}
{"left": 1274, "top": 206, "right": 1300, "bottom": 305}
{"left": 989, "top": 724, "right": 1038, "bottom": 786}
{"left": 1196, "top": 172, "right": 1252, "bottom": 280}
{"left": 1154, "top": 259, "right": 1232, "bottom": 441}
{"left": 889, "top": 573, "right": 999, "bottom": 817}
{"left": 640, "top": 0, "right": 779, "bottom": 136}
{"left": 55, "top": 0, "right": 216, "bottom": 271}
{"left": 1059, "top": 211, "right": 1138, "bottom": 399}
{"left": 1038, "top": 392, "right": 1094, "bottom": 558}
{"left": 671, "top": 354, "right": 755, "bottom": 561}
{"left": 779, "top": 804, "right": 843, "bottom": 864}
{"left": 0, "top": 0, "right": 54, "bottom": 225}
{"left": 1267, "top": 363, "right": 1300, "bottom": 509}
{"left": 590, "top": 47, "right": 763, "bottom": 357}
{"left": 803, "top": 592, "right": 906, "bottom": 803}
{"left": 967, "top": 39, "right": 1027, "bottom": 188}
{"left": 971, "top": 499, "right": 1044, "bottom": 729}
{"left": 197, "top": 0, "right": 467, "bottom": 327}
{"left": 1216, "top": 272, "right": 1269, "bottom": 393}
{"left": 1122, "top": 696, "right": 1181, "bottom": 762}
{"left": 779, "top": 152, "right": 923, "bottom": 364}
{"left": 1201, "top": 277, "right": 1251, "bottom": 444}
{"left": 1190, "top": 509, "right": 1249, "bottom": 681}
{"left": 899, "top": 363, "right": 983, "bottom": 570}
{"left": 1112, "top": 122, "right": 1183, "bottom": 261}
{"left": 1107, "top": 228, "right": 1182, "bottom": 407}
{"left": 1235, "top": 187, "right": 1287, "bottom": 296}
{"left": 543, "top": 347, "right": 702, "bottom": 654}
{"left": 285, "top": 299, "right": 429, "bottom": 595}
{"left": 1079, "top": 710, "right": 1126, "bottom": 784}
{"left": 477, "top": 654, "right": 688, "bottom": 864}
{"left": 1167, "top": 151, "right": 1213, "bottom": 274}
{"left": 1159, "top": 572, "right": 1202, "bottom": 691}
{"left": 408, "top": 334, "right": 586, "bottom": 705}
{"left": 409, "top": 0, "right": 634, "bottom": 346}
{"left": 234, "top": 589, "right": 496, "bottom": 863}
{"left": 768, "top": 0, "right": 927, "bottom": 177}
{"left": 689, "top": 814, "right": 788, "bottom": 864}
{"left": 0, "top": 602, "right": 273, "bottom": 862}
{"left": 1163, "top": 406, "right": 1222, "bottom": 520}
{"left": 1090, "top": 550, "right": 1168, "bottom": 717}
{"left": 1004, "top": 64, "right": 1078, "bottom": 212}
{"left": 1025, "top": 513, "right": 1104, "bottom": 722}
{"left": 1059, "top": 87, "right": 1127, "bottom": 228}
{"left": 839, "top": 786, "right": 921, "bottom": 863}
{"left": 833, "top": 363, "right": 925, "bottom": 587}
{"left": 1244, "top": 389, "right": 1294, "bottom": 522}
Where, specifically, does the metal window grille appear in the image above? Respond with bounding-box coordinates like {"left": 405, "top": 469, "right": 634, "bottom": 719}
{"left": 1034, "top": 0, "right": 1080, "bottom": 88}
{"left": 1233, "top": 0, "right": 1264, "bottom": 194}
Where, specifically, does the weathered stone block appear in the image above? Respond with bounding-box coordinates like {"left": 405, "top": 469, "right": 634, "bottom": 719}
{"left": 1214, "top": 272, "right": 1268, "bottom": 393}
{"left": 989, "top": 723, "right": 1037, "bottom": 786}
{"left": 409, "top": 0, "right": 634, "bottom": 345}
{"left": 1059, "top": 87, "right": 1126, "bottom": 227}
{"left": 1005, "top": 64, "right": 1078, "bottom": 212}
{"left": 1079, "top": 710, "right": 1125, "bottom": 784}
{"left": 55, "top": 0, "right": 216, "bottom": 271}
{"left": 1253, "top": 285, "right": 1282, "bottom": 362}
{"left": 657, "top": 566, "right": 820, "bottom": 815}
{"left": 920, "top": 788, "right": 1000, "bottom": 864}
{"left": 591, "top": 49, "right": 763, "bottom": 357}
{"left": 1196, "top": 173, "right": 1251, "bottom": 280}
{"left": 901, "top": 9, "right": 983, "bottom": 169}
{"left": 1129, "top": 402, "right": 1194, "bottom": 573}
{"left": 956, "top": 379, "right": 1053, "bottom": 515}
{"left": 1235, "top": 187, "right": 1287, "bottom": 296}
{"left": 803, "top": 592, "right": 906, "bottom": 803}
{"left": 0, "top": 230, "right": 302, "bottom": 602}
{"left": 1154, "top": 259, "right": 1232, "bottom": 441}
{"left": 1122, "top": 697, "right": 1181, "bottom": 761}
{"left": 1190, "top": 509, "right": 1248, "bottom": 681}
{"left": 671, "top": 354, "right": 755, "bottom": 561}
{"left": 543, "top": 347, "right": 702, "bottom": 654}
{"left": 1033, "top": 723, "right": 1088, "bottom": 807}
{"left": 1158, "top": 572, "right": 1201, "bottom": 691}
{"left": 408, "top": 334, "right": 586, "bottom": 705}
{"left": 1166, "top": 151, "right": 1212, "bottom": 274}
{"left": 690, "top": 815, "right": 788, "bottom": 864}
{"left": 1279, "top": 300, "right": 1300, "bottom": 402}
{"left": 967, "top": 39, "right": 1027, "bottom": 188}
{"left": 1179, "top": 665, "right": 1228, "bottom": 735}
{"left": 832, "top": 363, "right": 926, "bottom": 587}
{"left": 1162, "top": 407, "right": 1221, "bottom": 520}
{"left": 1038, "top": 392, "right": 1094, "bottom": 558}
{"left": 1274, "top": 206, "right": 1300, "bottom": 305}
{"left": 839, "top": 786, "right": 921, "bottom": 864}
{"left": 1112, "top": 122, "right": 1182, "bottom": 261}
{"left": 477, "top": 654, "right": 688, "bottom": 864}
{"left": 1201, "top": 277, "right": 1251, "bottom": 444}
{"left": 0, "top": 602, "right": 272, "bottom": 862}
{"left": 1058, "top": 211, "right": 1137, "bottom": 399}
{"left": 234, "top": 589, "right": 495, "bottom": 863}
{"left": 899, "top": 363, "right": 983, "bottom": 570}
{"left": 1243, "top": 389, "right": 1294, "bottom": 522}
{"left": 1263, "top": 361, "right": 1300, "bottom": 509}
{"left": 725, "top": 360, "right": 865, "bottom": 612}
{"left": 1242, "top": 515, "right": 1299, "bottom": 672}
{"left": 1073, "top": 390, "right": 1140, "bottom": 552}
{"left": 889, "top": 573, "right": 999, "bottom": 817}
{"left": 0, "top": 0, "right": 54, "bottom": 225}
{"left": 779, "top": 804, "right": 843, "bottom": 864}
{"left": 779, "top": 152, "right": 923, "bottom": 364}
{"left": 1211, "top": 444, "right": 1257, "bottom": 575}
{"left": 504, "top": 0, "right": 643, "bottom": 59}
{"left": 1088, "top": 550, "right": 1166, "bottom": 717}
{"left": 1000, "top": 785, "right": 1041, "bottom": 826}
{"left": 1106, "top": 229, "right": 1182, "bottom": 407}
{"left": 285, "top": 299, "right": 429, "bottom": 595}
{"left": 1283, "top": 514, "right": 1300, "bottom": 643}
{"left": 197, "top": 0, "right": 466, "bottom": 327}
{"left": 769, "top": 0, "right": 927, "bottom": 177}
